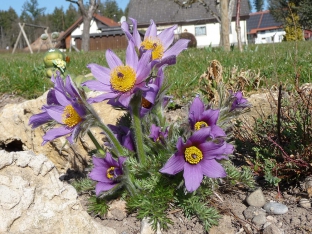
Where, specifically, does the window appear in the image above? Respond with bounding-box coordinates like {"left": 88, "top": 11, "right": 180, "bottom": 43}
{"left": 195, "top": 26, "right": 206, "bottom": 36}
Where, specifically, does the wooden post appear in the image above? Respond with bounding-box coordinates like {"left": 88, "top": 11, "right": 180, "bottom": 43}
{"left": 12, "top": 23, "right": 33, "bottom": 54}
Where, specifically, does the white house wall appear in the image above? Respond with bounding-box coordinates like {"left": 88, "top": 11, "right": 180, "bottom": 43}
{"left": 255, "top": 30, "right": 285, "bottom": 44}
{"left": 179, "top": 20, "right": 248, "bottom": 48}
{"left": 70, "top": 18, "right": 102, "bottom": 45}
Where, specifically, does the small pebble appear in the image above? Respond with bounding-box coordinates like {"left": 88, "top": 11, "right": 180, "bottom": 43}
{"left": 252, "top": 214, "right": 267, "bottom": 226}
{"left": 299, "top": 198, "right": 311, "bottom": 208}
{"left": 263, "top": 202, "right": 288, "bottom": 215}
{"left": 243, "top": 206, "right": 266, "bottom": 220}
{"left": 246, "top": 188, "right": 266, "bottom": 207}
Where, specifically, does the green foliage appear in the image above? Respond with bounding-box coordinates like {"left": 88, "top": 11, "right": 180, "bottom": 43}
{"left": 177, "top": 194, "right": 221, "bottom": 231}
{"left": 71, "top": 178, "right": 94, "bottom": 193}
{"left": 87, "top": 195, "right": 110, "bottom": 217}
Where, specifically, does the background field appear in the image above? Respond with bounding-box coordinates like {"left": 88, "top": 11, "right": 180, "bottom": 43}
{"left": 0, "top": 41, "right": 312, "bottom": 100}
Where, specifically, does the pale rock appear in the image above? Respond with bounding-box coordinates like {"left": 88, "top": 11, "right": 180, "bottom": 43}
{"left": 0, "top": 91, "right": 125, "bottom": 173}
{"left": 246, "top": 188, "right": 266, "bottom": 207}
{"left": 0, "top": 150, "right": 116, "bottom": 234}
{"left": 140, "top": 217, "right": 162, "bottom": 234}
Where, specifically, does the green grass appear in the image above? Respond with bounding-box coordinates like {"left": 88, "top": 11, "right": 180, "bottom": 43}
{"left": 1, "top": 41, "right": 312, "bottom": 99}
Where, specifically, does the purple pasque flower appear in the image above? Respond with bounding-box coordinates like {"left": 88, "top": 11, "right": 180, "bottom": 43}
{"left": 159, "top": 128, "right": 233, "bottom": 192}
{"left": 108, "top": 125, "right": 135, "bottom": 151}
{"left": 140, "top": 65, "right": 165, "bottom": 117}
{"left": 149, "top": 124, "right": 169, "bottom": 144}
{"left": 89, "top": 152, "right": 127, "bottom": 196}
{"left": 230, "top": 91, "right": 249, "bottom": 111}
{"left": 121, "top": 18, "right": 189, "bottom": 66}
{"left": 189, "top": 97, "right": 226, "bottom": 138}
{"left": 82, "top": 42, "right": 152, "bottom": 107}
{"left": 29, "top": 73, "right": 87, "bottom": 145}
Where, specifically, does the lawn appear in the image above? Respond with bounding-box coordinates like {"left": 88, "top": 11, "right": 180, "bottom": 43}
{"left": 0, "top": 40, "right": 311, "bottom": 100}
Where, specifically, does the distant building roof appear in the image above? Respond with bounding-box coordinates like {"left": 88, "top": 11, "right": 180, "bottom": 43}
{"left": 58, "top": 14, "right": 119, "bottom": 42}
{"left": 247, "top": 10, "right": 283, "bottom": 34}
{"left": 127, "top": 0, "right": 250, "bottom": 27}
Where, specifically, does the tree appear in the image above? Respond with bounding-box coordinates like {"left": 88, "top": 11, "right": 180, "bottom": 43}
{"left": 49, "top": 7, "right": 65, "bottom": 32}
{"left": 254, "top": 0, "right": 264, "bottom": 11}
{"left": 0, "top": 8, "right": 19, "bottom": 48}
{"left": 66, "top": 0, "right": 99, "bottom": 52}
{"left": 173, "top": 0, "right": 238, "bottom": 51}
{"left": 22, "top": 0, "right": 46, "bottom": 21}
{"left": 64, "top": 3, "right": 79, "bottom": 30}
{"left": 269, "top": 0, "right": 312, "bottom": 31}
{"left": 98, "top": 0, "right": 124, "bottom": 21}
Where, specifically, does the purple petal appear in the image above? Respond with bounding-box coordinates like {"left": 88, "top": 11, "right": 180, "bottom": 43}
{"left": 159, "top": 154, "right": 185, "bottom": 175}
{"left": 95, "top": 182, "right": 116, "bottom": 196}
{"left": 47, "top": 90, "right": 59, "bottom": 105}
{"left": 164, "top": 39, "right": 190, "bottom": 58}
{"left": 183, "top": 163, "right": 203, "bottom": 192}
{"left": 145, "top": 20, "right": 157, "bottom": 38}
{"left": 29, "top": 111, "right": 53, "bottom": 128}
{"left": 126, "top": 42, "right": 138, "bottom": 69}
{"left": 187, "top": 128, "right": 212, "bottom": 145}
{"left": 158, "top": 25, "right": 177, "bottom": 50}
{"left": 92, "top": 156, "right": 107, "bottom": 168}
{"left": 106, "top": 49, "right": 123, "bottom": 69}
{"left": 200, "top": 159, "right": 227, "bottom": 178}
{"left": 82, "top": 80, "right": 111, "bottom": 91}
{"left": 189, "top": 97, "right": 204, "bottom": 124}
{"left": 54, "top": 89, "right": 71, "bottom": 107}
{"left": 129, "top": 18, "right": 141, "bottom": 48}
{"left": 149, "top": 124, "right": 160, "bottom": 141}
{"left": 210, "top": 125, "right": 226, "bottom": 138}
{"left": 66, "top": 123, "right": 81, "bottom": 144}
{"left": 201, "top": 109, "right": 219, "bottom": 126}
{"left": 87, "top": 92, "right": 119, "bottom": 104}
{"left": 104, "top": 152, "right": 119, "bottom": 168}
{"left": 65, "top": 75, "right": 79, "bottom": 97}
{"left": 199, "top": 141, "right": 227, "bottom": 158}
{"left": 136, "top": 50, "right": 152, "bottom": 82}
{"left": 45, "top": 105, "right": 65, "bottom": 124}
{"left": 89, "top": 167, "right": 111, "bottom": 183}
{"left": 42, "top": 126, "right": 72, "bottom": 145}
{"left": 118, "top": 92, "right": 132, "bottom": 107}
{"left": 118, "top": 156, "right": 127, "bottom": 166}
{"left": 87, "top": 63, "right": 111, "bottom": 85}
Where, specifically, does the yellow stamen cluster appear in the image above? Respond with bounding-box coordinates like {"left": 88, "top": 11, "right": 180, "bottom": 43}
{"left": 62, "top": 105, "right": 82, "bottom": 128}
{"left": 110, "top": 65, "right": 136, "bottom": 92}
{"left": 194, "top": 121, "right": 209, "bottom": 131}
{"left": 141, "top": 97, "right": 152, "bottom": 109}
{"left": 106, "top": 166, "right": 115, "bottom": 179}
{"left": 184, "top": 146, "right": 203, "bottom": 164}
{"left": 141, "top": 37, "right": 164, "bottom": 60}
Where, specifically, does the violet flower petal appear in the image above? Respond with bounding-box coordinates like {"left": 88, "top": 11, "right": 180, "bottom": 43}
{"left": 159, "top": 154, "right": 185, "bottom": 175}
{"left": 201, "top": 159, "right": 227, "bottom": 178}
{"left": 183, "top": 163, "right": 203, "bottom": 192}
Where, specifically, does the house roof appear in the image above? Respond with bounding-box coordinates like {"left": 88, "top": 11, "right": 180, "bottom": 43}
{"left": 57, "top": 14, "right": 119, "bottom": 42}
{"left": 247, "top": 10, "right": 283, "bottom": 34}
{"left": 127, "top": 0, "right": 250, "bottom": 26}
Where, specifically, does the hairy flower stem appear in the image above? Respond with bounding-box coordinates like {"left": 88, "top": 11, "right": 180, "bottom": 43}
{"left": 97, "top": 121, "right": 128, "bottom": 156}
{"left": 87, "top": 130, "right": 105, "bottom": 155}
{"left": 130, "top": 93, "right": 147, "bottom": 165}
{"left": 80, "top": 95, "right": 127, "bottom": 156}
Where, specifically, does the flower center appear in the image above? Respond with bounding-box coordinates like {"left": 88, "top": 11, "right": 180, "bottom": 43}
{"left": 106, "top": 166, "right": 115, "bottom": 179}
{"left": 141, "top": 37, "right": 164, "bottom": 60}
{"left": 141, "top": 97, "right": 152, "bottom": 109}
{"left": 62, "top": 105, "right": 82, "bottom": 128}
{"left": 110, "top": 65, "right": 136, "bottom": 92}
{"left": 194, "top": 121, "right": 208, "bottom": 131}
{"left": 184, "top": 146, "right": 203, "bottom": 164}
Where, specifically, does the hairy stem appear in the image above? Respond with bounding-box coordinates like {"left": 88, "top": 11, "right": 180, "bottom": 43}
{"left": 130, "top": 92, "right": 147, "bottom": 165}
{"left": 87, "top": 130, "right": 105, "bottom": 155}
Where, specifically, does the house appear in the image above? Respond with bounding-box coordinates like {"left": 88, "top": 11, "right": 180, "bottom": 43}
{"left": 247, "top": 10, "right": 285, "bottom": 44}
{"left": 56, "top": 14, "right": 128, "bottom": 51}
{"left": 126, "top": 0, "right": 250, "bottom": 48}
